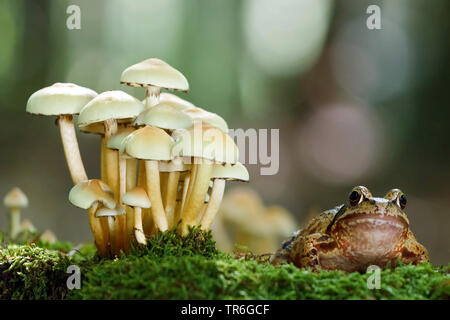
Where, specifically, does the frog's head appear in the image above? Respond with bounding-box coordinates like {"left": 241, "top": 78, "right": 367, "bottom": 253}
{"left": 327, "top": 186, "right": 410, "bottom": 259}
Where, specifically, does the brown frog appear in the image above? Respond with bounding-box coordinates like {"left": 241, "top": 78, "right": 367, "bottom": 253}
{"left": 272, "top": 186, "right": 429, "bottom": 272}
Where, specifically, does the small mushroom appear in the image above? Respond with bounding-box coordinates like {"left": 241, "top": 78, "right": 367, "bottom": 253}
{"left": 20, "top": 219, "right": 36, "bottom": 233}
{"left": 3, "top": 187, "right": 28, "bottom": 239}
{"left": 40, "top": 230, "right": 57, "bottom": 244}
{"left": 95, "top": 204, "right": 126, "bottom": 256}
{"left": 200, "top": 162, "right": 249, "bottom": 230}
{"left": 69, "top": 179, "right": 116, "bottom": 257}
{"left": 122, "top": 187, "right": 151, "bottom": 245}
{"left": 26, "top": 83, "right": 97, "bottom": 184}
{"left": 121, "top": 126, "right": 174, "bottom": 232}
{"left": 120, "top": 58, "right": 189, "bottom": 108}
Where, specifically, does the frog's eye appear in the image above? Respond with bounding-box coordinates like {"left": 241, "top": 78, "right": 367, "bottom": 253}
{"left": 349, "top": 190, "right": 362, "bottom": 205}
{"left": 397, "top": 193, "right": 407, "bottom": 209}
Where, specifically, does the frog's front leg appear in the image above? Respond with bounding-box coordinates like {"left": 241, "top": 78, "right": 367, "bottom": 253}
{"left": 394, "top": 230, "right": 429, "bottom": 265}
{"left": 290, "top": 233, "right": 341, "bottom": 271}
{"left": 271, "top": 231, "right": 299, "bottom": 266}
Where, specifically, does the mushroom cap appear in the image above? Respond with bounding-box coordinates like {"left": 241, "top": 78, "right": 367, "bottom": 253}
{"left": 120, "top": 58, "right": 189, "bottom": 92}
{"left": 80, "top": 121, "right": 131, "bottom": 135}
{"left": 78, "top": 90, "right": 144, "bottom": 127}
{"left": 122, "top": 187, "right": 151, "bottom": 208}
{"left": 69, "top": 179, "right": 116, "bottom": 210}
{"left": 79, "top": 122, "right": 105, "bottom": 135}
{"left": 121, "top": 125, "right": 173, "bottom": 161}
{"left": 40, "top": 230, "right": 57, "bottom": 243}
{"left": 95, "top": 204, "right": 126, "bottom": 217}
{"left": 183, "top": 107, "right": 229, "bottom": 133}
{"left": 264, "top": 206, "right": 297, "bottom": 237}
{"left": 159, "top": 93, "right": 195, "bottom": 108}
{"left": 20, "top": 219, "right": 36, "bottom": 232}
{"left": 220, "top": 187, "right": 266, "bottom": 232}
{"left": 107, "top": 127, "right": 135, "bottom": 150}
{"left": 159, "top": 157, "right": 191, "bottom": 172}
{"left": 133, "top": 102, "right": 193, "bottom": 130}
{"left": 4, "top": 187, "right": 28, "bottom": 208}
{"left": 26, "top": 83, "right": 98, "bottom": 116}
{"left": 172, "top": 124, "right": 239, "bottom": 164}
{"left": 211, "top": 162, "right": 249, "bottom": 181}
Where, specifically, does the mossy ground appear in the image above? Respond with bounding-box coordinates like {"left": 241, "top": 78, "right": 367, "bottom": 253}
{"left": 0, "top": 228, "right": 448, "bottom": 300}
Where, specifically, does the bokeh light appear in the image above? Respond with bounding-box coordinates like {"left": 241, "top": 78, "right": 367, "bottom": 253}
{"left": 243, "top": 0, "right": 333, "bottom": 77}
{"left": 330, "top": 11, "right": 412, "bottom": 102}
{"left": 296, "top": 103, "right": 383, "bottom": 184}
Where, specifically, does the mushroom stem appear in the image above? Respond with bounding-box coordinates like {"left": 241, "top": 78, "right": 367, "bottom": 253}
{"left": 104, "top": 119, "right": 122, "bottom": 253}
{"left": 164, "top": 171, "right": 180, "bottom": 228}
{"left": 119, "top": 157, "right": 129, "bottom": 249}
{"left": 160, "top": 172, "right": 169, "bottom": 201}
{"left": 58, "top": 115, "right": 88, "bottom": 184}
{"left": 101, "top": 137, "right": 107, "bottom": 182}
{"left": 9, "top": 207, "right": 21, "bottom": 239}
{"left": 174, "top": 200, "right": 182, "bottom": 226}
{"left": 125, "top": 158, "right": 138, "bottom": 247}
{"left": 181, "top": 160, "right": 213, "bottom": 235}
{"left": 119, "top": 158, "right": 127, "bottom": 200}
{"left": 134, "top": 207, "right": 146, "bottom": 245}
{"left": 106, "top": 216, "right": 118, "bottom": 255}
{"left": 180, "top": 174, "right": 191, "bottom": 214}
{"left": 182, "top": 163, "right": 198, "bottom": 214}
{"left": 87, "top": 204, "right": 108, "bottom": 257}
{"left": 145, "top": 86, "right": 161, "bottom": 108}
{"left": 145, "top": 160, "right": 168, "bottom": 231}
{"left": 126, "top": 159, "right": 138, "bottom": 190}
{"left": 104, "top": 120, "right": 118, "bottom": 190}
{"left": 99, "top": 136, "right": 111, "bottom": 254}
{"left": 138, "top": 161, "right": 153, "bottom": 233}
{"left": 200, "top": 179, "right": 226, "bottom": 230}
{"left": 137, "top": 160, "right": 146, "bottom": 188}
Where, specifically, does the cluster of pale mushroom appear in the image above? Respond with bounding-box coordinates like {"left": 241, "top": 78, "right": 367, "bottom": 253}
{"left": 26, "top": 58, "right": 249, "bottom": 257}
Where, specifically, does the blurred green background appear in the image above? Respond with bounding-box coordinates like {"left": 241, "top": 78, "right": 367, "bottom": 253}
{"left": 0, "top": 0, "right": 448, "bottom": 264}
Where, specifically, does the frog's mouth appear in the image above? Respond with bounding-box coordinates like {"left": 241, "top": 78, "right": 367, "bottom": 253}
{"left": 337, "top": 213, "right": 408, "bottom": 230}
{"left": 334, "top": 213, "right": 408, "bottom": 259}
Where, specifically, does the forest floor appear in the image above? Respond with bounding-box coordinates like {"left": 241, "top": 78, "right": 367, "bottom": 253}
{"left": 0, "top": 228, "right": 448, "bottom": 300}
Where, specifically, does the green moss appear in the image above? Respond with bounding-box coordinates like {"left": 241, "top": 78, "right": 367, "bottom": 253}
{"left": 0, "top": 242, "right": 97, "bottom": 300}
{"left": 1, "top": 228, "right": 448, "bottom": 300}
{"left": 129, "top": 225, "right": 219, "bottom": 258}
{"left": 69, "top": 255, "right": 449, "bottom": 300}
{"left": 0, "top": 244, "right": 68, "bottom": 299}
